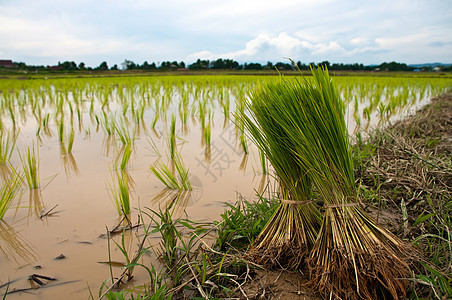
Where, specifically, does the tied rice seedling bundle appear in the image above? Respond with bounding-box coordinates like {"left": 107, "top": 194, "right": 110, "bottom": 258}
{"left": 238, "top": 74, "right": 322, "bottom": 268}
{"left": 298, "top": 67, "right": 417, "bottom": 300}
{"left": 243, "top": 66, "right": 418, "bottom": 299}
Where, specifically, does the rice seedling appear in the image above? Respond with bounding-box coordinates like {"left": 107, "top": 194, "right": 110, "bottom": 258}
{"left": 108, "top": 169, "right": 131, "bottom": 215}
{"left": 198, "top": 98, "right": 207, "bottom": 131}
{"left": 237, "top": 65, "right": 424, "bottom": 298}
{"left": 19, "top": 144, "right": 40, "bottom": 190}
{"left": 0, "top": 167, "right": 24, "bottom": 220}
{"left": 259, "top": 149, "right": 267, "bottom": 175}
{"left": 66, "top": 126, "right": 75, "bottom": 153}
{"left": 0, "top": 130, "right": 18, "bottom": 164}
{"left": 151, "top": 160, "right": 181, "bottom": 191}
{"left": 57, "top": 117, "right": 64, "bottom": 143}
{"left": 239, "top": 132, "right": 248, "bottom": 154}
{"left": 168, "top": 114, "right": 176, "bottom": 159}
{"left": 150, "top": 154, "right": 191, "bottom": 191}
{"left": 203, "top": 112, "right": 211, "bottom": 147}
{"left": 118, "top": 143, "right": 133, "bottom": 171}
{"left": 113, "top": 117, "right": 136, "bottom": 146}
{"left": 173, "top": 154, "right": 191, "bottom": 191}
{"left": 151, "top": 99, "right": 161, "bottom": 129}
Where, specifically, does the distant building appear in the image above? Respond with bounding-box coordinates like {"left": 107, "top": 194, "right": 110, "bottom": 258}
{"left": 49, "top": 65, "right": 63, "bottom": 71}
{"left": 0, "top": 59, "right": 16, "bottom": 68}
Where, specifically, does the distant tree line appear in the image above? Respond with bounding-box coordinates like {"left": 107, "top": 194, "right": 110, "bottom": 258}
{"left": 5, "top": 59, "right": 451, "bottom": 72}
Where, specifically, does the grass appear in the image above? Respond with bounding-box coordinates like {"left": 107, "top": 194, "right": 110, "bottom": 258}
{"left": 353, "top": 92, "right": 452, "bottom": 299}
{"left": 100, "top": 208, "right": 173, "bottom": 300}
{"left": 215, "top": 192, "right": 278, "bottom": 251}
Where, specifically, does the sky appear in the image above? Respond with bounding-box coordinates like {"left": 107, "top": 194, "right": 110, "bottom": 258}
{"left": 1, "top": 0, "right": 451, "bottom": 68}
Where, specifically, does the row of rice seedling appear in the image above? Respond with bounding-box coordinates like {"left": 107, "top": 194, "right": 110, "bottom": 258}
{"left": 0, "top": 141, "right": 41, "bottom": 220}
{"left": 0, "top": 75, "right": 448, "bottom": 185}
{"left": 0, "top": 74, "right": 449, "bottom": 221}
{"left": 2, "top": 75, "right": 448, "bottom": 140}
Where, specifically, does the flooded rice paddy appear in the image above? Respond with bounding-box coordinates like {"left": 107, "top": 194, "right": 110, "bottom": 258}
{"left": 0, "top": 74, "right": 450, "bottom": 299}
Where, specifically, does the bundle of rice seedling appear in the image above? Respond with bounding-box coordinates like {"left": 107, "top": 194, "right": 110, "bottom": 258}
{"left": 283, "top": 66, "right": 415, "bottom": 299}
{"left": 238, "top": 74, "right": 322, "bottom": 268}
{"left": 242, "top": 66, "right": 417, "bottom": 298}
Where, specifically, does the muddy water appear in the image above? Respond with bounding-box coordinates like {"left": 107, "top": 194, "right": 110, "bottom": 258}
{"left": 1, "top": 106, "right": 266, "bottom": 299}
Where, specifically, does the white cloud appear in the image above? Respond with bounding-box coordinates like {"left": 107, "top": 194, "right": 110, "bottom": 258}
{"left": 187, "top": 33, "right": 347, "bottom": 63}
{"left": 0, "top": 14, "right": 183, "bottom": 66}
{"left": 350, "top": 37, "right": 368, "bottom": 46}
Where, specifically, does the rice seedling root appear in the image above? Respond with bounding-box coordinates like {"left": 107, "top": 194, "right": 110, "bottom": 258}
{"left": 307, "top": 206, "right": 419, "bottom": 300}
{"left": 249, "top": 202, "right": 320, "bottom": 269}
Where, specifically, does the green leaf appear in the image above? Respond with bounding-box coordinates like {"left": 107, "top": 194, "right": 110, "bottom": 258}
{"left": 413, "top": 213, "right": 436, "bottom": 227}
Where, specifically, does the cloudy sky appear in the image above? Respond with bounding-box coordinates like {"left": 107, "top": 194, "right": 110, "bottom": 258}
{"left": 1, "top": 0, "right": 451, "bottom": 67}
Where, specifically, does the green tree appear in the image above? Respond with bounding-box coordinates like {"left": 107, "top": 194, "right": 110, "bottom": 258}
{"left": 96, "top": 61, "right": 108, "bottom": 70}
{"left": 121, "top": 59, "right": 136, "bottom": 70}
{"left": 59, "top": 61, "right": 78, "bottom": 71}
{"left": 188, "top": 59, "right": 210, "bottom": 70}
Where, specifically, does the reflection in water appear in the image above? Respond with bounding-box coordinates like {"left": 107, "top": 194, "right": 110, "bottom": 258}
{"left": 0, "top": 220, "right": 38, "bottom": 265}
{"left": 151, "top": 188, "right": 202, "bottom": 216}
{"left": 151, "top": 189, "right": 178, "bottom": 211}
{"left": 121, "top": 170, "right": 136, "bottom": 191}
{"left": 181, "top": 123, "right": 189, "bottom": 135}
{"left": 256, "top": 174, "right": 269, "bottom": 196}
{"left": 0, "top": 163, "right": 12, "bottom": 182}
{"left": 61, "top": 152, "right": 80, "bottom": 178}
{"left": 223, "top": 117, "right": 229, "bottom": 129}
{"left": 204, "top": 145, "right": 211, "bottom": 163}
{"left": 110, "top": 216, "right": 134, "bottom": 257}
{"left": 28, "top": 189, "right": 44, "bottom": 219}
{"left": 239, "top": 154, "right": 248, "bottom": 171}
{"left": 102, "top": 135, "right": 117, "bottom": 158}
{"left": 150, "top": 127, "right": 162, "bottom": 139}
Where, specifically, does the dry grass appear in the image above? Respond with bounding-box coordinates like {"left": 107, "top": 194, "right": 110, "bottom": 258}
{"left": 356, "top": 93, "right": 451, "bottom": 238}
{"left": 354, "top": 92, "right": 452, "bottom": 298}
